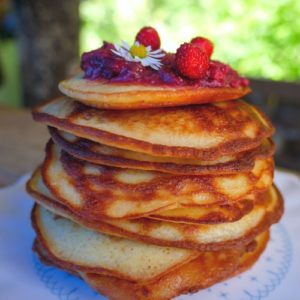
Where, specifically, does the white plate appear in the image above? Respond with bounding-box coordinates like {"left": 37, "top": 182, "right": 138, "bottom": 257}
{"left": 0, "top": 170, "right": 299, "bottom": 300}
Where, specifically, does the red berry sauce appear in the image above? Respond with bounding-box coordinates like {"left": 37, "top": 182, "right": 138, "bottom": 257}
{"left": 81, "top": 42, "right": 249, "bottom": 88}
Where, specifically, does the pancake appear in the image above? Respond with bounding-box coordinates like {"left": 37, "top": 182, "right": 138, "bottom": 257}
{"left": 83, "top": 231, "right": 269, "bottom": 300}
{"left": 96, "top": 188, "right": 280, "bottom": 251}
{"left": 28, "top": 168, "right": 254, "bottom": 225}
{"left": 42, "top": 141, "right": 274, "bottom": 219}
{"left": 29, "top": 166, "right": 255, "bottom": 225}
{"left": 150, "top": 201, "right": 253, "bottom": 224}
{"left": 33, "top": 229, "right": 269, "bottom": 300}
{"left": 33, "top": 97, "right": 274, "bottom": 160}
{"left": 34, "top": 236, "right": 242, "bottom": 300}
{"left": 58, "top": 73, "right": 251, "bottom": 110}
{"left": 28, "top": 168, "right": 282, "bottom": 250}
{"left": 49, "top": 127, "right": 274, "bottom": 175}
{"left": 236, "top": 231, "right": 270, "bottom": 275}
{"left": 32, "top": 204, "right": 198, "bottom": 282}
{"left": 32, "top": 204, "right": 260, "bottom": 281}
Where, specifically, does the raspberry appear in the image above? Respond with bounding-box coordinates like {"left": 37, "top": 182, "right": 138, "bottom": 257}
{"left": 191, "top": 37, "right": 214, "bottom": 58}
{"left": 175, "top": 43, "right": 209, "bottom": 79}
{"left": 135, "top": 26, "right": 161, "bottom": 50}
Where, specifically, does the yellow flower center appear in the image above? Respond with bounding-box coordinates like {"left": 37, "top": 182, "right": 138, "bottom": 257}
{"left": 130, "top": 44, "right": 147, "bottom": 58}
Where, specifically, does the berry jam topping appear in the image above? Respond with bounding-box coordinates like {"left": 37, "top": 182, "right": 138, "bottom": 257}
{"left": 81, "top": 42, "right": 127, "bottom": 80}
{"left": 81, "top": 26, "right": 248, "bottom": 88}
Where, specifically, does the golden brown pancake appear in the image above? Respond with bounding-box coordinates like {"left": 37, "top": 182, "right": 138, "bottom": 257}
{"left": 28, "top": 167, "right": 254, "bottom": 225}
{"left": 33, "top": 229, "right": 269, "bottom": 300}
{"left": 41, "top": 141, "right": 274, "bottom": 219}
{"left": 33, "top": 97, "right": 274, "bottom": 160}
{"left": 98, "top": 189, "right": 279, "bottom": 251}
{"left": 32, "top": 205, "right": 198, "bottom": 281}
{"left": 33, "top": 236, "right": 242, "bottom": 298}
{"left": 150, "top": 201, "right": 253, "bottom": 224}
{"left": 58, "top": 73, "right": 251, "bottom": 110}
{"left": 83, "top": 231, "right": 269, "bottom": 300}
{"left": 28, "top": 168, "right": 282, "bottom": 250}
{"left": 49, "top": 127, "right": 274, "bottom": 175}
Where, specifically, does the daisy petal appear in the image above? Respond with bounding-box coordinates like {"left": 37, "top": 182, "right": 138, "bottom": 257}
{"left": 147, "top": 57, "right": 159, "bottom": 64}
{"left": 150, "top": 53, "right": 165, "bottom": 58}
{"left": 111, "top": 49, "right": 121, "bottom": 56}
{"left": 113, "top": 43, "right": 121, "bottom": 51}
{"left": 150, "top": 49, "right": 164, "bottom": 54}
{"left": 122, "top": 40, "right": 131, "bottom": 50}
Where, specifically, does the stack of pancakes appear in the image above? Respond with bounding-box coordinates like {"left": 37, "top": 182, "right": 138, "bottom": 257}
{"left": 27, "top": 79, "right": 283, "bottom": 299}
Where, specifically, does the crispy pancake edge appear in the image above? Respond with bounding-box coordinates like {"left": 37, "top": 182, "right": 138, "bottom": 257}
{"left": 149, "top": 200, "right": 254, "bottom": 224}
{"left": 32, "top": 98, "right": 274, "bottom": 160}
{"left": 27, "top": 167, "right": 254, "bottom": 225}
{"left": 28, "top": 169, "right": 283, "bottom": 251}
{"left": 40, "top": 141, "right": 275, "bottom": 219}
{"left": 96, "top": 187, "right": 281, "bottom": 251}
{"left": 49, "top": 126, "right": 275, "bottom": 175}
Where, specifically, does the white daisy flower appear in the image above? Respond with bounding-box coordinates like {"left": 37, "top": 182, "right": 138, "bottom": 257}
{"left": 112, "top": 40, "right": 165, "bottom": 70}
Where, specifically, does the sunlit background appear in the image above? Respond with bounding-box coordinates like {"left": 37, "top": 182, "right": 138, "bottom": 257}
{"left": 0, "top": 0, "right": 300, "bottom": 170}
{"left": 1, "top": 0, "right": 300, "bottom": 106}
{"left": 81, "top": 0, "right": 300, "bottom": 81}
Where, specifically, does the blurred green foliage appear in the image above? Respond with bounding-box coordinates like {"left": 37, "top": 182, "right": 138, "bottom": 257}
{"left": 80, "top": 0, "right": 300, "bottom": 81}
{"left": 0, "top": 40, "right": 21, "bottom": 106}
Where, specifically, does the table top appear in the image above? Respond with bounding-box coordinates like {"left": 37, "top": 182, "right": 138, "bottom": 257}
{"left": 0, "top": 107, "right": 48, "bottom": 186}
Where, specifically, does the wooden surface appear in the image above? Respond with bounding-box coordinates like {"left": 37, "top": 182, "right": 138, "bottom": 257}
{"left": 0, "top": 107, "right": 48, "bottom": 186}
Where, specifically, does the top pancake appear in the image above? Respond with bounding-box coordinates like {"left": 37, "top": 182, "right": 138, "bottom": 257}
{"left": 59, "top": 73, "right": 251, "bottom": 110}
{"left": 33, "top": 97, "right": 274, "bottom": 160}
